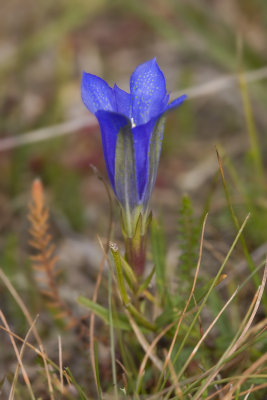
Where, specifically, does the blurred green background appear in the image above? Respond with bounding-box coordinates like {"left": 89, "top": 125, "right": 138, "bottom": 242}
{"left": 1, "top": 0, "right": 267, "bottom": 224}
{"left": 0, "top": 0, "right": 267, "bottom": 397}
{"left": 1, "top": 0, "right": 267, "bottom": 232}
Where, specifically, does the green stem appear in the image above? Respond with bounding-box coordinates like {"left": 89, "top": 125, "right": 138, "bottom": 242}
{"left": 110, "top": 243, "right": 156, "bottom": 331}
{"left": 238, "top": 70, "right": 265, "bottom": 185}
{"left": 216, "top": 149, "right": 267, "bottom": 312}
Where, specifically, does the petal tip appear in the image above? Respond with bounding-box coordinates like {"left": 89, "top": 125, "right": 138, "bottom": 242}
{"left": 166, "top": 93, "right": 187, "bottom": 112}
{"left": 81, "top": 71, "right": 115, "bottom": 114}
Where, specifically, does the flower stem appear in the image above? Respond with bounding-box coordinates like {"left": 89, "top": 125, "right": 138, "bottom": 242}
{"left": 125, "top": 234, "right": 147, "bottom": 277}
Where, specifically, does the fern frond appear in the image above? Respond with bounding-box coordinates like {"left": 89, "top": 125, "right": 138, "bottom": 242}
{"left": 28, "top": 180, "right": 57, "bottom": 281}
{"left": 27, "top": 179, "right": 93, "bottom": 346}
{"left": 28, "top": 179, "right": 76, "bottom": 325}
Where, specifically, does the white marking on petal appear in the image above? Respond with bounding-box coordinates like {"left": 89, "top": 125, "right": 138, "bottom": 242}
{"left": 130, "top": 117, "right": 136, "bottom": 128}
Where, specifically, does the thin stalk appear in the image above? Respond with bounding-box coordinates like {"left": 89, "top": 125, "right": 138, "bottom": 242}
{"left": 9, "top": 315, "right": 39, "bottom": 400}
{"left": 0, "top": 269, "right": 54, "bottom": 399}
{"left": 238, "top": 69, "right": 265, "bottom": 185}
{"left": 184, "top": 288, "right": 258, "bottom": 397}
{"left": 216, "top": 149, "right": 267, "bottom": 310}
{"left": 156, "top": 214, "right": 208, "bottom": 395}
{"left": 176, "top": 288, "right": 238, "bottom": 382}
{"left": 0, "top": 311, "right": 36, "bottom": 400}
{"left": 108, "top": 266, "right": 118, "bottom": 399}
{"left": 93, "top": 342, "right": 102, "bottom": 400}
{"left": 191, "top": 262, "right": 267, "bottom": 399}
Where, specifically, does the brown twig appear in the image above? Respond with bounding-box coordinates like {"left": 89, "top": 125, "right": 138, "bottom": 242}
{"left": 0, "top": 269, "right": 54, "bottom": 400}
{"left": 0, "top": 310, "right": 35, "bottom": 400}
{"left": 9, "top": 314, "right": 39, "bottom": 400}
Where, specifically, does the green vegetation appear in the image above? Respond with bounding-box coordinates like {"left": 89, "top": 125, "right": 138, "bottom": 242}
{"left": 0, "top": 0, "right": 267, "bottom": 399}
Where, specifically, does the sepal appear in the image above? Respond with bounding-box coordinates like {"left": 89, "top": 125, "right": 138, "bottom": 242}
{"left": 142, "top": 115, "right": 166, "bottom": 209}
{"left": 123, "top": 212, "right": 148, "bottom": 277}
{"left": 115, "top": 122, "right": 138, "bottom": 236}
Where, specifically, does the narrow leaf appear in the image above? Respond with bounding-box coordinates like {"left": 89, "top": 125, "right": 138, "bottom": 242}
{"left": 137, "top": 266, "right": 155, "bottom": 296}
{"left": 77, "top": 296, "right": 130, "bottom": 331}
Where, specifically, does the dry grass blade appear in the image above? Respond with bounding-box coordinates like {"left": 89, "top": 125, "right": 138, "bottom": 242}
{"left": 176, "top": 287, "right": 238, "bottom": 382}
{"left": 192, "top": 261, "right": 267, "bottom": 400}
{"left": 0, "top": 324, "right": 59, "bottom": 370}
{"left": 224, "top": 353, "right": 267, "bottom": 399}
{"left": 126, "top": 310, "right": 163, "bottom": 371}
{"left": 162, "top": 214, "right": 208, "bottom": 374}
{"left": 0, "top": 310, "right": 35, "bottom": 400}
{"left": 216, "top": 148, "right": 262, "bottom": 293}
{"left": 205, "top": 375, "right": 267, "bottom": 400}
{"left": 116, "top": 358, "right": 129, "bottom": 378}
{"left": 0, "top": 269, "right": 55, "bottom": 400}
{"left": 240, "top": 383, "right": 267, "bottom": 399}
{"left": 163, "top": 349, "right": 183, "bottom": 399}
{"left": 231, "top": 262, "right": 267, "bottom": 349}
{"left": 58, "top": 335, "right": 64, "bottom": 394}
{"left": 243, "top": 384, "right": 254, "bottom": 400}
{"left": 255, "top": 319, "right": 267, "bottom": 338}
{"left": 136, "top": 320, "right": 177, "bottom": 391}
{"left": 9, "top": 314, "right": 39, "bottom": 400}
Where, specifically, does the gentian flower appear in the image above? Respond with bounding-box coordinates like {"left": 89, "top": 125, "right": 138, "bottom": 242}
{"left": 81, "top": 58, "right": 186, "bottom": 241}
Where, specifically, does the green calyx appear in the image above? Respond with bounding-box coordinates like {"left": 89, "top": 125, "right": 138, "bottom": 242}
{"left": 121, "top": 206, "right": 152, "bottom": 239}
{"left": 121, "top": 209, "right": 152, "bottom": 276}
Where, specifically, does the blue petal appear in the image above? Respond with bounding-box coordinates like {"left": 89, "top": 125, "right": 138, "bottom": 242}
{"left": 95, "top": 110, "right": 130, "bottom": 190}
{"left": 162, "top": 93, "right": 170, "bottom": 110}
{"left": 132, "top": 118, "right": 158, "bottom": 200}
{"left": 113, "top": 84, "right": 131, "bottom": 118}
{"left": 81, "top": 72, "right": 115, "bottom": 114}
{"left": 114, "top": 122, "right": 138, "bottom": 211}
{"left": 142, "top": 116, "right": 165, "bottom": 208}
{"left": 130, "top": 58, "right": 167, "bottom": 125}
{"left": 166, "top": 94, "right": 187, "bottom": 111}
{"left": 132, "top": 94, "right": 186, "bottom": 203}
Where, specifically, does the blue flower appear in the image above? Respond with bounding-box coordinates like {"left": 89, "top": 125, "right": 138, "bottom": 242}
{"left": 81, "top": 58, "right": 186, "bottom": 236}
